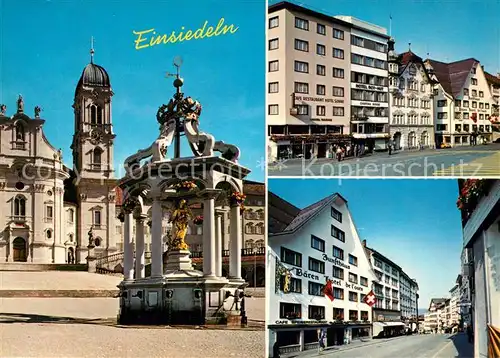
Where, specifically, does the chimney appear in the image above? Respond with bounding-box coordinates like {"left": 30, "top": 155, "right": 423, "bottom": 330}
{"left": 362, "top": 239, "right": 366, "bottom": 247}
{"left": 481, "top": 65, "right": 484, "bottom": 71}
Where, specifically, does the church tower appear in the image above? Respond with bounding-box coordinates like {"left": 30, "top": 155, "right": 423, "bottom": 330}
{"left": 71, "top": 40, "right": 117, "bottom": 262}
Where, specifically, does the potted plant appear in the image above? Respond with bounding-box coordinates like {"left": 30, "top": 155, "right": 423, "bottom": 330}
{"left": 230, "top": 191, "right": 246, "bottom": 206}
{"left": 193, "top": 215, "right": 203, "bottom": 225}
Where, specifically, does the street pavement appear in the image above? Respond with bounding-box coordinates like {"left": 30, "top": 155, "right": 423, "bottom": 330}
{"left": 269, "top": 143, "right": 500, "bottom": 177}
{"left": 0, "top": 297, "right": 265, "bottom": 357}
{"left": 286, "top": 333, "right": 473, "bottom": 358}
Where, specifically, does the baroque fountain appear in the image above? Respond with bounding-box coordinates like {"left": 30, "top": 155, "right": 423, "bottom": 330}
{"left": 116, "top": 60, "right": 250, "bottom": 325}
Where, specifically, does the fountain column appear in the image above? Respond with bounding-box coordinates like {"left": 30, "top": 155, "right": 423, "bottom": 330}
{"left": 151, "top": 196, "right": 164, "bottom": 278}
{"left": 214, "top": 210, "right": 223, "bottom": 277}
{"left": 135, "top": 215, "right": 146, "bottom": 279}
{"left": 123, "top": 210, "right": 134, "bottom": 280}
{"left": 229, "top": 203, "right": 242, "bottom": 279}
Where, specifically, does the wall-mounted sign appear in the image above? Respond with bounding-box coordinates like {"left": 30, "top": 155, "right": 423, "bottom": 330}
{"left": 294, "top": 95, "right": 344, "bottom": 104}
{"left": 355, "top": 84, "right": 385, "bottom": 91}
{"left": 360, "top": 101, "right": 381, "bottom": 106}
{"left": 275, "top": 319, "right": 328, "bottom": 325}
{"left": 345, "top": 282, "right": 364, "bottom": 292}
{"left": 311, "top": 118, "right": 333, "bottom": 122}
{"left": 322, "top": 254, "right": 351, "bottom": 270}
{"left": 295, "top": 268, "right": 321, "bottom": 281}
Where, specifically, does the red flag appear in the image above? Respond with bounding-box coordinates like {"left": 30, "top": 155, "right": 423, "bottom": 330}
{"left": 323, "top": 279, "right": 334, "bottom": 302}
{"left": 363, "top": 290, "right": 377, "bottom": 307}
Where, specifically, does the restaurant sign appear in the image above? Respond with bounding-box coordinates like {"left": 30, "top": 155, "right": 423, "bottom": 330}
{"left": 295, "top": 95, "right": 344, "bottom": 104}
{"left": 275, "top": 319, "right": 328, "bottom": 325}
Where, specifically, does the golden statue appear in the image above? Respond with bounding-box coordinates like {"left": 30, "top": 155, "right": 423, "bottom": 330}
{"left": 168, "top": 199, "right": 192, "bottom": 250}
{"left": 283, "top": 271, "right": 291, "bottom": 293}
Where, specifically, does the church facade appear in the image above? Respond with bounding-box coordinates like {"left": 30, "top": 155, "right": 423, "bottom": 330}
{"left": 0, "top": 56, "right": 118, "bottom": 264}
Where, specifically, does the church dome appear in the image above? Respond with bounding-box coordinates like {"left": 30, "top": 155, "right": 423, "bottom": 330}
{"left": 77, "top": 63, "right": 110, "bottom": 88}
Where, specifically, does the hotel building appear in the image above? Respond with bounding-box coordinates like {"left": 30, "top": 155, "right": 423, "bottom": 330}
{"left": 423, "top": 298, "right": 447, "bottom": 333}
{"left": 267, "top": 192, "right": 378, "bottom": 356}
{"left": 387, "top": 40, "right": 436, "bottom": 150}
{"left": 424, "top": 58, "right": 494, "bottom": 147}
{"left": 341, "top": 16, "right": 390, "bottom": 151}
{"left": 449, "top": 284, "right": 460, "bottom": 327}
{"left": 266, "top": 2, "right": 390, "bottom": 161}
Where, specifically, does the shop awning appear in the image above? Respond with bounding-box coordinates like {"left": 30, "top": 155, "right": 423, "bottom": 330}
{"left": 374, "top": 321, "right": 405, "bottom": 327}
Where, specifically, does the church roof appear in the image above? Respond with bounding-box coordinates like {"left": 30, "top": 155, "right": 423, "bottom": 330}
{"left": 76, "top": 62, "right": 111, "bottom": 89}
{"left": 426, "top": 58, "right": 478, "bottom": 98}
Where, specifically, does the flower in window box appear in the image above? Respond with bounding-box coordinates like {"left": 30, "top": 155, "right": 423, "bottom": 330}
{"left": 174, "top": 180, "right": 197, "bottom": 193}
{"left": 230, "top": 192, "right": 246, "bottom": 206}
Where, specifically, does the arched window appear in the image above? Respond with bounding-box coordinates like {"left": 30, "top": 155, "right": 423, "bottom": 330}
{"left": 68, "top": 208, "right": 74, "bottom": 223}
{"left": 46, "top": 230, "right": 52, "bottom": 239}
{"left": 14, "top": 196, "right": 26, "bottom": 217}
{"left": 93, "top": 148, "right": 102, "bottom": 165}
{"left": 90, "top": 105, "right": 97, "bottom": 124}
{"left": 256, "top": 223, "right": 265, "bottom": 235}
{"left": 245, "top": 209, "right": 253, "bottom": 220}
{"left": 96, "top": 105, "right": 103, "bottom": 124}
{"left": 245, "top": 223, "right": 254, "bottom": 234}
{"left": 15, "top": 123, "right": 25, "bottom": 141}
{"left": 245, "top": 239, "right": 254, "bottom": 248}
{"left": 255, "top": 239, "right": 265, "bottom": 248}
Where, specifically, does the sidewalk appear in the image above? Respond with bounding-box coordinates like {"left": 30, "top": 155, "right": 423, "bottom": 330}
{"left": 446, "top": 332, "right": 474, "bottom": 357}
{"left": 281, "top": 335, "right": 409, "bottom": 358}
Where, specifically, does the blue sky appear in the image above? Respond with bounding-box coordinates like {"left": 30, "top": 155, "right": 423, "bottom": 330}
{"left": 269, "top": 178, "right": 463, "bottom": 311}
{"left": 0, "top": 0, "right": 265, "bottom": 181}
{"left": 271, "top": 0, "right": 500, "bottom": 75}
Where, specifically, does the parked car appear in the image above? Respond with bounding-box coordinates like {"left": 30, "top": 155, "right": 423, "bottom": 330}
{"left": 440, "top": 143, "right": 452, "bottom": 149}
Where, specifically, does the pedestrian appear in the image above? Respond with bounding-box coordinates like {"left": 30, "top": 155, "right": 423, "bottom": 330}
{"left": 273, "top": 341, "right": 280, "bottom": 358}
{"left": 467, "top": 324, "right": 473, "bottom": 343}
{"left": 336, "top": 146, "right": 343, "bottom": 161}
{"left": 346, "top": 144, "right": 351, "bottom": 157}
{"left": 318, "top": 329, "right": 326, "bottom": 354}
{"left": 388, "top": 142, "right": 392, "bottom": 156}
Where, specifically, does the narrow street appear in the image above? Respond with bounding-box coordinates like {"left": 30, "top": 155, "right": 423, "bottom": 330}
{"left": 313, "top": 333, "right": 473, "bottom": 358}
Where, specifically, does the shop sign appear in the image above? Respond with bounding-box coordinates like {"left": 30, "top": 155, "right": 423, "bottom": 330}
{"left": 359, "top": 102, "right": 381, "bottom": 106}
{"left": 294, "top": 95, "right": 344, "bottom": 104}
{"left": 311, "top": 118, "right": 333, "bottom": 122}
{"left": 295, "top": 268, "right": 322, "bottom": 281}
{"left": 322, "top": 254, "right": 351, "bottom": 269}
{"left": 345, "top": 282, "right": 364, "bottom": 292}
{"left": 275, "top": 319, "right": 328, "bottom": 325}
{"left": 355, "top": 84, "right": 385, "bottom": 91}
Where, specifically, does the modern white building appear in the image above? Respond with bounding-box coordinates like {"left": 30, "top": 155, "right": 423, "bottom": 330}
{"left": 267, "top": 1, "right": 352, "bottom": 161}
{"left": 459, "top": 179, "right": 500, "bottom": 357}
{"left": 388, "top": 42, "right": 435, "bottom": 150}
{"left": 340, "top": 16, "right": 390, "bottom": 151}
{"left": 267, "top": 192, "right": 378, "bottom": 356}
{"left": 266, "top": 2, "right": 391, "bottom": 161}
{"left": 424, "top": 58, "right": 495, "bottom": 147}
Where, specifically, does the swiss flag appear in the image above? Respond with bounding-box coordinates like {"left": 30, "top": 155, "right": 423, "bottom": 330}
{"left": 363, "top": 290, "right": 377, "bottom": 307}
{"left": 322, "top": 279, "right": 335, "bottom": 302}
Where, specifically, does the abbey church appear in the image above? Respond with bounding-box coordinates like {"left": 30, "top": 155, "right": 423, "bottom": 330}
{"left": 0, "top": 56, "right": 118, "bottom": 264}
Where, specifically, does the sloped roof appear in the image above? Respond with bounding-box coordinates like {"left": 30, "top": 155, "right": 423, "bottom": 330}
{"left": 269, "top": 192, "right": 347, "bottom": 236}
{"left": 427, "top": 58, "right": 478, "bottom": 98}
{"left": 397, "top": 50, "right": 433, "bottom": 83}
{"left": 485, "top": 71, "right": 500, "bottom": 87}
